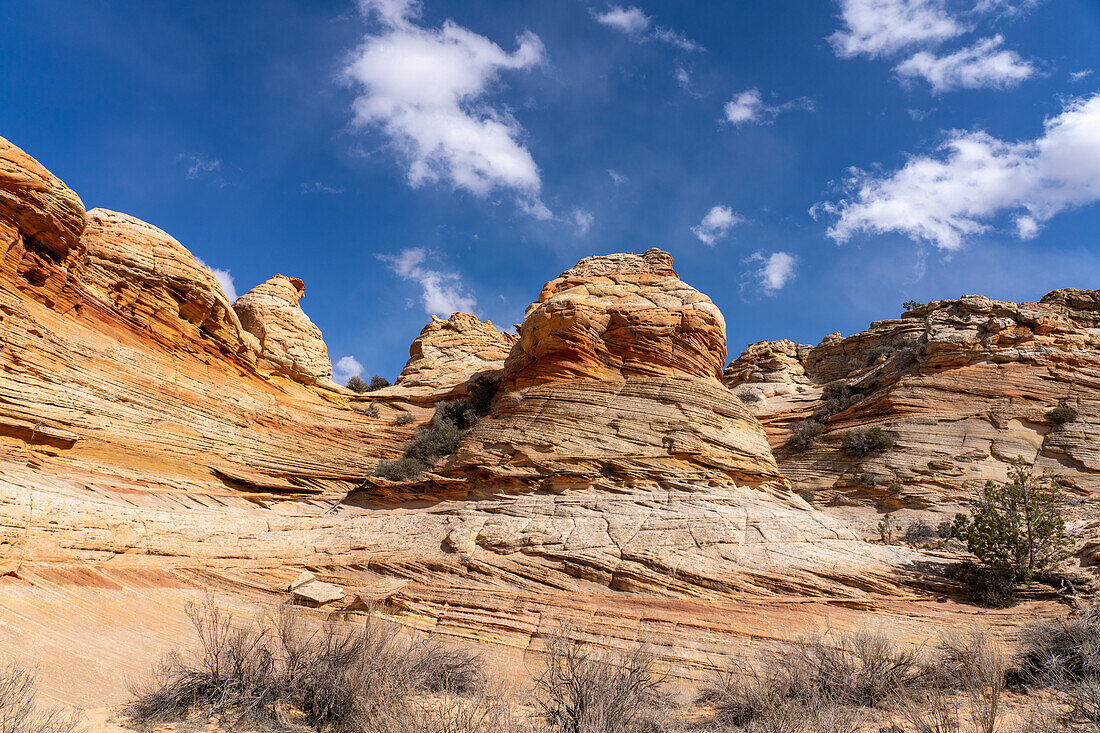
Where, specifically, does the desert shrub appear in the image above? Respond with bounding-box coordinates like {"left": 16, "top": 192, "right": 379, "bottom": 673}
{"left": 124, "top": 599, "right": 484, "bottom": 732}
{"left": 375, "top": 456, "right": 432, "bottom": 482}
{"left": 841, "top": 428, "right": 895, "bottom": 457}
{"left": 951, "top": 457, "right": 1071, "bottom": 583}
{"left": 903, "top": 300, "right": 926, "bottom": 312}
{"left": 0, "top": 663, "right": 80, "bottom": 733}
{"left": 798, "top": 488, "right": 815, "bottom": 503}
{"left": 945, "top": 561, "right": 1018, "bottom": 608}
{"left": 374, "top": 376, "right": 500, "bottom": 481}
{"left": 1016, "top": 602, "right": 1100, "bottom": 685}
{"left": 534, "top": 629, "right": 667, "bottom": 733}
{"left": 703, "top": 630, "right": 925, "bottom": 727}
{"left": 395, "top": 412, "right": 416, "bottom": 425}
{"left": 922, "top": 630, "right": 1005, "bottom": 733}
{"left": 362, "top": 402, "right": 381, "bottom": 418}
{"left": 813, "top": 383, "right": 861, "bottom": 421}
{"left": 877, "top": 513, "right": 897, "bottom": 544}
{"left": 405, "top": 690, "right": 524, "bottom": 733}
{"left": 787, "top": 420, "right": 824, "bottom": 451}
{"left": 1048, "top": 406, "right": 1078, "bottom": 426}
{"left": 408, "top": 639, "right": 485, "bottom": 696}
{"left": 904, "top": 520, "right": 939, "bottom": 544}
{"left": 368, "top": 375, "right": 391, "bottom": 391}
{"left": 346, "top": 375, "right": 370, "bottom": 393}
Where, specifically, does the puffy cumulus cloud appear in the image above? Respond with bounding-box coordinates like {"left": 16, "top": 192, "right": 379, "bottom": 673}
{"left": 571, "top": 208, "right": 594, "bottom": 235}
{"left": 744, "top": 251, "right": 797, "bottom": 295}
{"left": 380, "top": 247, "right": 477, "bottom": 316}
{"left": 333, "top": 355, "right": 364, "bottom": 382}
{"left": 829, "top": 0, "right": 1035, "bottom": 93}
{"left": 895, "top": 35, "right": 1035, "bottom": 92}
{"left": 813, "top": 93, "right": 1100, "bottom": 250}
{"left": 346, "top": 0, "right": 550, "bottom": 218}
{"left": 592, "top": 5, "right": 702, "bottom": 52}
{"left": 195, "top": 257, "right": 238, "bottom": 302}
{"left": 828, "top": 0, "right": 964, "bottom": 59}
{"left": 691, "top": 205, "right": 744, "bottom": 245}
{"left": 724, "top": 89, "right": 815, "bottom": 126}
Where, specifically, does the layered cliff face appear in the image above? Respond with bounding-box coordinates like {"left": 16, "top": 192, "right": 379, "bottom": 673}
{"left": 725, "top": 292, "right": 1100, "bottom": 508}
{"left": 390, "top": 312, "right": 516, "bottom": 399}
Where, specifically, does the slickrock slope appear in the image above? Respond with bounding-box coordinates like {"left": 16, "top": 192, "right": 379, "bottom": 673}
{"left": 390, "top": 312, "right": 516, "bottom": 400}
{"left": 234, "top": 274, "right": 334, "bottom": 386}
{"left": 725, "top": 293, "right": 1100, "bottom": 508}
{"left": 0, "top": 135, "right": 1079, "bottom": 713}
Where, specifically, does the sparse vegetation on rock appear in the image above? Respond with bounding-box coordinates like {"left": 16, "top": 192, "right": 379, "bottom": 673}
{"left": 0, "top": 663, "right": 80, "bottom": 733}
{"left": 1048, "top": 405, "right": 1079, "bottom": 426}
{"left": 813, "top": 383, "right": 861, "bottom": 421}
{"left": 375, "top": 374, "right": 500, "bottom": 481}
{"left": 788, "top": 419, "right": 824, "bottom": 451}
{"left": 841, "top": 427, "right": 895, "bottom": 457}
{"left": 951, "top": 457, "right": 1071, "bottom": 584}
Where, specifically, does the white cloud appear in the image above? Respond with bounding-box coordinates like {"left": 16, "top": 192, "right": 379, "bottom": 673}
{"left": 333, "top": 355, "right": 364, "bottom": 382}
{"left": 608, "top": 169, "right": 628, "bottom": 186}
{"left": 675, "top": 66, "right": 691, "bottom": 89}
{"left": 571, "top": 208, "right": 594, "bottom": 235}
{"left": 180, "top": 154, "right": 225, "bottom": 184}
{"left": 594, "top": 5, "right": 649, "bottom": 35}
{"left": 593, "top": 5, "right": 702, "bottom": 52}
{"left": 1070, "top": 69, "right": 1094, "bottom": 83}
{"left": 724, "top": 89, "right": 815, "bottom": 126}
{"left": 195, "top": 257, "right": 238, "bottom": 302}
{"left": 380, "top": 247, "right": 477, "bottom": 316}
{"left": 813, "top": 93, "right": 1100, "bottom": 250}
{"left": 828, "top": 0, "right": 965, "bottom": 59}
{"left": 745, "top": 251, "right": 797, "bottom": 295}
{"left": 691, "top": 205, "right": 744, "bottom": 245}
{"left": 346, "top": 0, "right": 550, "bottom": 217}
{"left": 301, "top": 181, "right": 345, "bottom": 194}
{"left": 829, "top": 0, "right": 1035, "bottom": 93}
{"left": 895, "top": 35, "right": 1035, "bottom": 92}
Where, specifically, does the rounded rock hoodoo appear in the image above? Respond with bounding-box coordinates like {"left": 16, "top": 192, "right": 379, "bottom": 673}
{"left": 445, "top": 248, "right": 787, "bottom": 492}
{"left": 233, "top": 274, "right": 334, "bottom": 385}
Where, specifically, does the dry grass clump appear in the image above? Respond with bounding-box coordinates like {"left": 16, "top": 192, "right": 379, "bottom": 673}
{"left": 0, "top": 664, "right": 80, "bottom": 733}
{"left": 700, "top": 629, "right": 926, "bottom": 731}
{"left": 124, "top": 599, "right": 487, "bottom": 732}
{"left": 534, "top": 630, "right": 668, "bottom": 733}
{"left": 1015, "top": 602, "right": 1100, "bottom": 727}
{"left": 907, "top": 630, "right": 1006, "bottom": 733}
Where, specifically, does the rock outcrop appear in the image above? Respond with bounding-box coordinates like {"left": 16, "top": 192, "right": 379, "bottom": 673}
{"left": 82, "top": 208, "right": 257, "bottom": 361}
{"left": 1, "top": 134, "right": 1086, "bottom": 712}
{"left": 391, "top": 312, "right": 515, "bottom": 399}
{"left": 234, "top": 274, "right": 334, "bottom": 385}
{"left": 725, "top": 293, "right": 1100, "bottom": 508}
{"left": 448, "top": 248, "right": 784, "bottom": 492}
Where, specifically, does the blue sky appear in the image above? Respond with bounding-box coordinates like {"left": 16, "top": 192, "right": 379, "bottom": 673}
{"left": 2, "top": 0, "right": 1099, "bottom": 382}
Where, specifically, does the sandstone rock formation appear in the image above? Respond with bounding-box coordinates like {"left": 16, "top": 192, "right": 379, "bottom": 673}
{"left": 391, "top": 312, "right": 515, "bottom": 400}
{"left": 82, "top": 208, "right": 257, "bottom": 361}
{"left": 448, "top": 248, "right": 783, "bottom": 492}
{"left": 234, "top": 275, "right": 334, "bottom": 385}
{"left": 0, "top": 134, "right": 1086, "bottom": 714}
{"left": 725, "top": 293, "right": 1100, "bottom": 508}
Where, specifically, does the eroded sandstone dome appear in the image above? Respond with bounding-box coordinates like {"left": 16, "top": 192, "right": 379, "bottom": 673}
{"left": 446, "top": 248, "right": 786, "bottom": 492}
{"left": 234, "top": 274, "right": 334, "bottom": 385}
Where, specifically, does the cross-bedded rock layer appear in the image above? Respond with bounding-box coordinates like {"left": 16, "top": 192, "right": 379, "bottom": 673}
{"left": 725, "top": 293, "right": 1100, "bottom": 507}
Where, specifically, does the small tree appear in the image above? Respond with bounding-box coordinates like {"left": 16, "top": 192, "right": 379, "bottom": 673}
{"left": 902, "top": 300, "right": 925, "bottom": 312}
{"left": 346, "top": 375, "right": 369, "bottom": 393}
{"left": 367, "top": 375, "right": 391, "bottom": 391}
{"left": 952, "top": 457, "right": 1071, "bottom": 582}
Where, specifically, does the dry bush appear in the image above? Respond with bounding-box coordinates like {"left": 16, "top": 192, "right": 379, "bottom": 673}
{"left": 395, "top": 412, "right": 416, "bottom": 425}
{"left": 534, "top": 630, "right": 668, "bottom": 733}
{"left": 701, "top": 631, "right": 923, "bottom": 731}
{"left": 0, "top": 664, "right": 80, "bottom": 733}
{"left": 408, "top": 639, "right": 486, "bottom": 696}
{"left": 125, "top": 598, "right": 490, "bottom": 732}
{"left": 1017, "top": 603, "right": 1100, "bottom": 685}
{"left": 841, "top": 428, "right": 895, "bottom": 457}
{"left": 914, "top": 630, "right": 1005, "bottom": 733}
{"left": 787, "top": 420, "right": 824, "bottom": 451}
{"left": 404, "top": 691, "right": 526, "bottom": 733}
